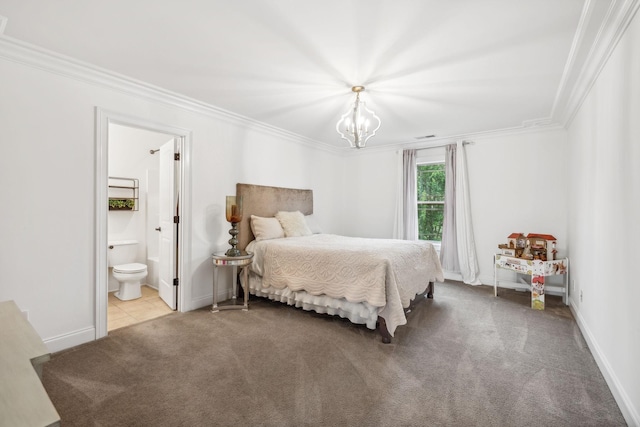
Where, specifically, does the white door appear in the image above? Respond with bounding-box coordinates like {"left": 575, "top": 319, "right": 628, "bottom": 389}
{"left": 158, "top": 138, "right": 179, "bottom": 309}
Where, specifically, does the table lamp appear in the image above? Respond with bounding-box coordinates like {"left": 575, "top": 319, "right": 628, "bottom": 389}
{"left": 225, "top": 195, "right": 243, "bottom": 256}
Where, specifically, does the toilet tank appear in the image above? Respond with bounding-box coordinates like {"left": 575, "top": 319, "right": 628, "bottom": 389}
{"left": 108, "top": 240, "right": 138, "bottom": 267}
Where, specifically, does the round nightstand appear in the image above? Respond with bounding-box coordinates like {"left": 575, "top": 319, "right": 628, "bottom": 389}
{"left": 211, "top": 252, "right": 254, "bottom": 312}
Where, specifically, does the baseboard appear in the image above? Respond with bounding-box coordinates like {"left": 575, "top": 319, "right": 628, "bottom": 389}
{"left": 444, "top": 271, "right": 463, "bottom": 282}
{"left": 190, "top": 294, "right": 214, "bottom": 311}
{"left": 190, "top": 289, "right": 243, "bottom": 312}
{"left": 44, "top": 327, "right": 96, "bottom": 353}
{"left": 478, "top": 273, "right": 494, "bottom": 286}
{"left": 570, "top": 303, "right": 639, "bottom": 426}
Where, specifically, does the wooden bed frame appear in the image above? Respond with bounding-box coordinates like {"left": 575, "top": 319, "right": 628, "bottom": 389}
{"left": 235, "top": 183, "right": 433, "bottom": 343}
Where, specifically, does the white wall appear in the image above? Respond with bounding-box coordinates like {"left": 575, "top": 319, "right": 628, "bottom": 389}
{"left": 465, "top": 130, "right": 568, "bottom": 285}
{"left": 339, "top": 149, "right": 401, "bottom": 238}
{"left": 0, "top": 46, "right": 343, "bottom": 352}
{"left": 566, "top": 9, "right": 640, "bottom": 425}
{"left": 187, "top": 119, "right": 345, "bottom": 309}
{"left": 342, "top": 128, "right": 568, "bottom": 285}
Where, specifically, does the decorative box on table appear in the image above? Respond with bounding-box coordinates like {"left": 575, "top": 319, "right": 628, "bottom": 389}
{"left": 507, "top": 233, "right": 527, "bottom": 249}
{"left": 498, "top": 233, "right": 558, "bottom": 261}
{"left": 499, "top": 233, "right": 527, "bottom": 258}
{"left": 526, "top": 233, "right": 557, "bottom": 261}
{"left": 499, "top": 247, "right": 517, "bottom": 257}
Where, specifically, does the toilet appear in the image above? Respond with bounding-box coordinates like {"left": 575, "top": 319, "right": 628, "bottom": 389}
{"left": 108, "top": 240, "right": 148, "bottom": 301}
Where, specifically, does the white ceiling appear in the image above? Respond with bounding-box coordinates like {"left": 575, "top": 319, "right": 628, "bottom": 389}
{"left": 0, "top": 1, "right": 617, "bottom": 149}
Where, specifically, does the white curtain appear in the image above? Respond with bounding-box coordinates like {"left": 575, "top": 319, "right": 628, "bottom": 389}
{"left": 393, "top": 151, "right": 403, "bottom": 239}
{"left": 393, "top": 149, "right": 418, "bottom": 240}
{"left": 455, "top": 141, "right": 481, "bottom": 284}
{"left": 403, "top": 150, "right": 418, "bottom": 240}
{"left": 440, "top": 144, "right": 459, "bottom": 272}
{"left": 440, "top": 142, "right": 481, "bottom": 285}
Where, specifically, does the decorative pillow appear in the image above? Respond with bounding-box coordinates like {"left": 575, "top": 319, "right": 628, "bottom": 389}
{"left": 304, "top": 214, "right": 323, "bottom": 234}
{"left": 250, "top": 215, "right": 285, "bottom": 241}
{"left": 275, "top": 211, "right": 312, "bottom": 237}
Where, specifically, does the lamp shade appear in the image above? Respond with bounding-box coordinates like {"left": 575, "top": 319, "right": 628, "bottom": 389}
{"left": 225, "top": 196, "right": 243, "bottom": 223}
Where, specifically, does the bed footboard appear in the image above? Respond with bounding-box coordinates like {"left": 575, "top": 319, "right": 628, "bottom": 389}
{"left": 377, "top": 281, "right": 434, "bottom": 344}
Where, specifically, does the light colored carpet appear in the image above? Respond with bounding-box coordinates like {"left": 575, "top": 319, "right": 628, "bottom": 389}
{"left": 43, "top": 281, "right": 626, "bottom": 426}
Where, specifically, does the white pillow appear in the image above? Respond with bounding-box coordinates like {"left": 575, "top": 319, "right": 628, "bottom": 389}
{"left": 275, "top": 211, "right": 312, "bottom": 237}
{"left": 250, "top": 215, "right": 285, "bottom": 241}
{"left": 305, "top": 214, "right": 323, "bottom": 234}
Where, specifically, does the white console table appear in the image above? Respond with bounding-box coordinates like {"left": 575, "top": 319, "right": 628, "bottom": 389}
{"left": 494, "top": 255, "right": 569, "bottom": 310}
{"left": 0, "top": 300, "right": 60, "bottom": 426}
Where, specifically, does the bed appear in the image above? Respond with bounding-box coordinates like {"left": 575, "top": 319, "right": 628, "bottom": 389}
{"left": 236, "top": 183, "right": 444, "bottom": 343}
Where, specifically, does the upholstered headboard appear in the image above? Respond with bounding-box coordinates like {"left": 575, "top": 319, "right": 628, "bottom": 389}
{"left": 236, "top": 183, "right": 313, "bottom": 251}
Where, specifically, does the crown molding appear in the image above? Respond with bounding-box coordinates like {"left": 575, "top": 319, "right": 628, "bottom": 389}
{"left": 340, "top": 0, "right": 640, "bottom": 156}
{"left": 552, "top": 0, "right": 640, "bottom": 127}
{"left": 2, "top": 0, "right": 638, "bottom": 159}
{"left": 0, "top": 35, "right": 340, "bottom": 155}
{"left": 332, "top": 0, "right": 640, "bottom": 157}
{"left": 342, "top": 122, "right": 566, "bottom": 156}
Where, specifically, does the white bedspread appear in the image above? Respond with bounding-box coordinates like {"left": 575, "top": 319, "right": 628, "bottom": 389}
{"left": 247, "top": 234, "right": 444, "bottom": 336}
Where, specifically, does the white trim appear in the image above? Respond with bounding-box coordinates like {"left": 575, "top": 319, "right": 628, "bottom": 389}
{"left": 553, "top": 0, "right": 640, "bottom": 127}
{"left": 1, "top": 4, "right": 634, "bottom": 160}
{"left": 570, "top": 303, "right": 639, "bottom": 427}
{"left": 444, "top": 271, "right": 464, "bottom": 283}
{"left": 191, "top": 294, "right": 214, "bottom": 310}
{"left": 549, "top": 0, "right": 594, "bottom": 121}
{"left": 1, "top": 0, "right": 637, "bottom": 157}
{"left": 340, "top": 0, "right": 640, "bottom": 155}
{"left": 0, "top": 35, "right": 337, "bottom": 154}
{"left": 176, "top": 132, "right": 193, "bottom": 313}
{"left": 95, "top": 109, "right": 109, "bottom": 338}
{"left": 416, "top": 148, "right": 446, "bottom": 164}
{"left": 95, "top": 108, "right": 193, "bottom": 340}
{"left": 349, "top": 123, "right": 567, "bottom": 155}
{"left": 44, "top": 327, "right": 95, "bottom": 354}
{"left": 477, "top": 273, "right": 494, "bottom": 286}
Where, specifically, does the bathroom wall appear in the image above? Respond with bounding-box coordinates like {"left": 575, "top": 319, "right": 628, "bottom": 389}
{"left": 107, "top": 123, "right": 174, "bottom": 291}
{"left": 146, "top": 168, "right": 160, "bottom": 288}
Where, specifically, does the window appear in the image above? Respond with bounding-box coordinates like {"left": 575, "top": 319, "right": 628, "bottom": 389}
{"left": 417, "top": 163, "right": 445, "bottom": 241}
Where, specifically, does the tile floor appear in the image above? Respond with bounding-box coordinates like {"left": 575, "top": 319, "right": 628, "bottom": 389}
{"left": 108, "top": 285, "right": 174, "bottom": 331}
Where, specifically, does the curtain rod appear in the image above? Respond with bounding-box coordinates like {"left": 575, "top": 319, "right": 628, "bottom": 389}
{"left": 416, "top": 140, "right": 475, "bottom": 151}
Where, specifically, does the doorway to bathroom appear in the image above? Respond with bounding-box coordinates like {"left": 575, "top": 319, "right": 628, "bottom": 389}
{"left": 95, "top": 109, "right": 191, "bottom": 339}
{"left": 107, "top": 125, "right": 178, "bottom": 331}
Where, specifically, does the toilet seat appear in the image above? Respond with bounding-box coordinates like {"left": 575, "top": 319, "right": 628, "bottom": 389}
{"left": 113, "top": 263, "right": 147, "bottom": 274}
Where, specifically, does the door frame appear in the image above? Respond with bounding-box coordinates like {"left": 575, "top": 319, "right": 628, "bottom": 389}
{"left": 95, "top": 108, "right": 192, "bottom": 339}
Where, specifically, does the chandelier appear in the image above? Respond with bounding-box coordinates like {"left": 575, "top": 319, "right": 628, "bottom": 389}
{"left": 336, "top": 86, "right": 381, "bottom": 149}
